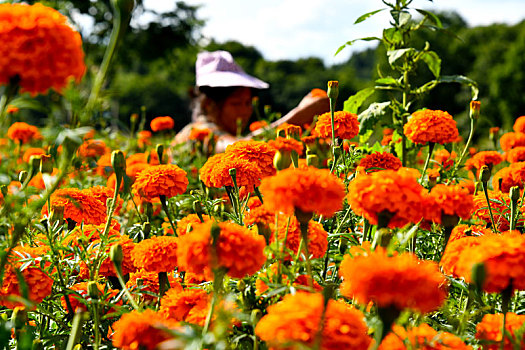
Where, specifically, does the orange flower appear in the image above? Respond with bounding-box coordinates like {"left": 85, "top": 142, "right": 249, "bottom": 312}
{"left": 255, "top": 292, "right": 372, "bottom": 350}
{"left": 500, "top": 132, "right": 525, "bottom": 151}
{"left": 378, "top": 324, "right": 472, "bottom": 349}
{"left": 465, "top": 151, "right": 504, "bottom": 172}
{"left": 473, "top": 190, "right": 515, "bottom": 230}
{"left": 77, "top": 139, "right": 108, "bottom": 158}
{"left": 132, "top": 164, "right": 188, "bottom": 201}
{"left": 440, "top": 236, "right": 485, "bottom": 278}
{"left": 6, "top": 105, "right": 19, "bottom": 114}
{"left": 506, "top": 146, "right": 525, "bottom": 163}
{"left": 177, "top": 221, "right": 266, "bottom": 279}
{"left": 492, "top": 163, "right": 525, "bottom": 192}
{"left": 339, "top": 249, "right": 447, "bottom": 314}
{"left": 449, "top": 224, "right": 492, "bottom": 242}
{"left": 513, "top": 116, "right": 525, "bottom": 133}
{"left": 137, "top": 130, "right": 152, "bottom": 148}
{"left": 476, "top": 313, "right": 525, "bottom": 350}
{"left": 249, "top": 120, "right": 268, "bottom": 132}
{"left": 346, "top": 169, "right": 427, "bottom": 228}
{"left": 88, "top": 185, "right": 122, "bottom": 214}
{"left": 111, "top": 309, "right": 178, "bottom": 350}
{"left": 126, "top": 270, "right": 182, "bottom": 302}
{"left": 381, "top": 128, "right": 394, "bottom": 145}
{"left": 131, "top": 236, "right": 179, "bottom": 273}
{"left": 427, "top": 184, "right": 474, "bottom": 224}
{"left": 97, "top": 235, "right": 136, "bottom": 277}
{"left": 403, "top": 109, "right": 459, "bottom": 145}
{"left": 455, "top": 232, "right": 525, "bottom": 293}
{"left": 314, "top": 111, "right": 360, "bottom": 140}
{"left": 160, "top": 288, "right": 210, "bottom": 326}
{"left": 358, "top": 152, "right": 402, "bottom": 173}
{"left": 199, "top": 153, "right": 262, "bottom": 188}
{"left": 7, "top": 122, "right": 41, "bottom": 144}
{"left": 189, "top": 127, "right": 212, "bottom": 141}
{"left": 150, "top": 116, "right": 175, "bottom": 132}
{"left": 43, "top": 188, "right": 106, "bottom": 225}
{"left": 61, "top": 282, "right": 120, "bottom": 314}
{"left": 244, "top": 199, "right": 275, "bottom": 229}
{"left": 267, "top": 137, "right": 304, "bottom": 155}
{"left": 260, "top": 166, "right": 345, "bottom": 217}
{"left": 0, "top": 3, "right": 85, "bottom": 95}
{"left": 96, "top": 153, "right": 113, "bottom": 177}
{"left": 22, "top": 147, "right": 45, "bottom": 163}
{"left": 176, "top": 213, "right": 211, "bottom": 236}
{"left": 225, "top": 140, "right": 276, "bottom": 177}
{"left": 273, "top": 215, "right": 328, "bottom": 259}
{"left": 433, "top": 149, "right": 457, "bottom": 170}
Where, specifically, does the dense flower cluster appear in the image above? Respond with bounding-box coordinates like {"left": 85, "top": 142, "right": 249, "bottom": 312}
{"left": 404, "top": 109, "right": 459, "bottom": 145}
{"left": 131, "top": 236, "right": 179, "bottom": 273}
{"left": 132, "top": 164, "right": 188, "bottom": 201}
{"left": 358, "top": 152, "right": 402, "bottom": 173}
{"left": 225, "top": 140, "right": 276, "bottom": 177}
{"left": 200, "top": 153, "right": 262, "bottom": 188}
{"left": 427, "top": 184, "right": 474, "bottom": 224}
{"left": 44, "top": 188, "right": 107, "bottom": 225}
{"left": 314, "top": 111, "right": 360, "bottom": 140}
{"left": 379, "top": 324, "right": 472, "bottom": 349}
{"left": 475, "top": 313, "right": 525, "bottom": 349}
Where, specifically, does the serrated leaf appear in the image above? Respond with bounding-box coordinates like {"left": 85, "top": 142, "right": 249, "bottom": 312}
{"left": 387, "top": 48, "right": 414, "bottom": 67}
{"left": 334, "top": 37, "right": 381, "bottom": 56}
{"left": 421, "top": 51, "right": 441, "bottom": 78}
{"left": 358, "top": 101, "right": 391, "bottom": 134}
{"left": 438, "top": 75, "right": 479, "bottom": 100}
{"left": 416, "top": 9, "right": 443, "bottom": 28}
{"left": 343, "top": 87, "right": 375, "bottom": 114}
{"left": 354, "top": 8, "right": 386, "bottom": 24}
{"left": 375, "top": 77, "right": 399, "bottom": 86}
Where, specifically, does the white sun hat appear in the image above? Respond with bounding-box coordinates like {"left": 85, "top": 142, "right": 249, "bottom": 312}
{"left": 196, "top": 50, "right": 269, "bottom": 89}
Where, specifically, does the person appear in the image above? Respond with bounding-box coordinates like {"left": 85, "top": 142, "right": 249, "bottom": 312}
{"left": 174, "top": 50, "right": 329, "bottom": 151}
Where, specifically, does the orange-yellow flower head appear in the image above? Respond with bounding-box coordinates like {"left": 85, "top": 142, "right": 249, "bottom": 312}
{"left": 160, "top": 288, "right": 210, "bottom": 326}
{"left": 273, "top": 215, "right": 328, "bottom": 259}
{"left": 346, "top": 169, "right": 427, "bottom": 228}
{"left": 225, "top": 140, "right": 276, "bottom": 177}
{"left": 379, "top": 324, "right": 472, "bottom": 350}
{"left": 465, "top": 151, "right": 504, "bottom": 172}
{"left": 492, "top": 162, "right": 525, "bottom": 192}
{"left": 43, "top": 188, "right": 106, "bottom": 225}
{"left": 132, "top": 164, "right": 188, "bottom": 202}
{"left": 358, "top": 152, "right": 402, "bottom": 173}
{"left": 176, "top": 213, "right": 211, "bottom": 236}
{"left": 500, "top": 132, "right": 525, "bottom": 151}
{"left": 267, "top": 137, "right": 304, "bottom": 155}
{"left": 150, "top": 116, "right": 175, "bottom": 132}
{"left": 260, "top": 166, "right": 345, "bottom": 217}
{"left": 126, "top": 269, "right": 182, "bottom": 302}
{"left": 0, "top": 3, "right": 86, "bottom": 95}
{"left": 199, "top": 153, "right": 262, "bottom": 188}
{"left": 339, "top": 249, "right": 448, "bottom": 314}
{"left": 506, "top": 146, "right": 525, "bottom": 163}
{"left": 77, "top": 139, "right": 108, "bottom": 159}
{"left": 427, "top": 184, "right": 474, "bottom": 224}
{"left": 475, "top": 313, "right": 525, "bottom": 350}
{"left": 131, "top": 235, "right": 179, "bottom": 274}
{"left": 177, "top": 221, "right": 266, "bottom": 279}
{"left": 404, "top": 109, "right": 459, "bottom": 145}
{"left": 255, "top": 292, "right": 372, "bottom": 350}
{"left": 513, "top": 116, "right": 525, "bottom": 133}
{"left": 314, "top": 111, "right": 360, "bottom": 140}
{"left": 7, "top": 122, "right": 41, "bottom": 144}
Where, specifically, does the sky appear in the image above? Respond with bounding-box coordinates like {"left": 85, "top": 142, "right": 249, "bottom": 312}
{"left": 142, "top": 0, "right": 525, "bottom": 65}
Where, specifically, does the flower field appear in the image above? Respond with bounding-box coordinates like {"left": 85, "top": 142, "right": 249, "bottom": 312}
{"left": 0, "top": 1, "right": 525, "bottom": 350}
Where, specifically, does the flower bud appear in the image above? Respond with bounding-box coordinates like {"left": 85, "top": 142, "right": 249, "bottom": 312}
{"left": 469, "top": 100, "right": 481, "bottom": 120}
{"left": 29, "top": 155, "right": 41, "bottom": 174}
{"left": 40, "top": 154, "right": 53, "bottom": 174}
{"left": 110, "top": 244, "right": 124, "bottom": 266}
{"left": 87, "top": 281, "right": 99, "bottom": 300}
{"left": 306, "top": 153, "right": 319, "bottom": 168}
{"left": 11, "top": 307, "right": 27, "bottom": 330}
{"left": 142, "top": 221, "right": 151, "bottom": 237}
{"left": 237, "top": 279, "right": 246, "bottom": 292}
{"left": 111, "top": 150, "right": 126, "bottom": 180}
{"left": 327, "top": 80, "right": 339, "bottom": 101}
{"left": 510, "top": 186, "right": 520, "bottom": 203}
{"left": 18, "top": 170, "right": 28, "bottom": 183}
{"left": 471, "top": 262, "right": 486, "bottom": 290}
{"left": 193, "top": 200, "right": 205, "bottom": 223}
{"left": 228, "top": 168, "right": 238, "bottom": 187}
{"left": 251, "top": 309, "right": 262, "bottom": 325}
{"left": 273, "top": 150, "right": 292, "bottom": 171}
{"left": 479, "top": 165, "right": 491, "bottom": 183}
{"left": 156, "top": 144, "right": 164, "bottom": 164}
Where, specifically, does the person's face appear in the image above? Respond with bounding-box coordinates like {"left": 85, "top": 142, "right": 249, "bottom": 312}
{"left": 218, "top": 87, "right": 253, "bottom": 135}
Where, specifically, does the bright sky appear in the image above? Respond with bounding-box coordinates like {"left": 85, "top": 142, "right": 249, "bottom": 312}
{"left": 143, "top": 0, "right": 525, "bottom": 65}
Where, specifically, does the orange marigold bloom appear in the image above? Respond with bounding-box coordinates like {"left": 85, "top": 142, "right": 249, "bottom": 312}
{"left": 310, "top": 88, "right": 328, "bottom": 98}
{"left": 358, "top": 152, "right": 402, "bottom": 173}
{"left": 160, "top": 288, "right": 210, "bottom": 326}
{"left": 61, "top": 281, "right": 120, "bottom": 314}
{"left": 43, "top": 188, "right": 106, "bottom": 225}
{"left": 132, "top": 164, "right": 188, "bottom": 202}
{"left": 492, "top": 162, "right": 525, "bottom": 192}
{"left": 199, "top": 154, "right": 261, "bottom": 188}
{"left": 150, "top": 116, "right": 175, "bottom": 132}
{"left": 455, "top": 232, "right": 525, "bottom": 293}
{"left": 506, "top": 146, "right": 525, "bottom": 163}
{"left": 255, "top": 292, "right": 372, "bottom": 350}
{"left": 403, "top": 109, "right": 459, "bottom": 145}
{"left": 449, "top": 224, "right": 492, "bottom": 242}
{"left": 427, "top": 184, "right": 474, "bottom": 224}
{"left": 244, "top": 200, "right": 275, "bottom": 229}
{"left": 77, "top": 139, "right": 108, "bottom": 158}
{"left": 97, "top": 235, "right": 136, "bottom": 277}
{"left": 249, "top": 120, "right": 268, "bottom": 132}
{"left": 273, "top": 215, "right": 328, "bottom": 259}
{"left": 131, "top": 236, "right": 178, "bottom": 273}
{"left": 88, "top": 185, "right": 122, "bottom": 214}
{"left": 260, "top": 166, "right": 345, "bottom": 217}
{"left": 346, "top": 169, "right": 427, "bottom": 228}
{"left": 440, "top": 236, "right": 484, "bottom": 278}
{"left": 433, "top": 149, "right": 457, "bottom": 170}
{"left": 267, "top": 137, "right": 304, "bottom": 155}
{"left": 7, "top": 122, "right": 41, "bottom": 144}
{"left": 475, "top": 313, "right": 525, "bottom": 350}
{"left": 225, "top": 140, "right": 276, "bottom": 177}
{"left": 314, "top": 110, "right": 360, "bottom": 140}
{"left": 176, "top": 213, "right": 211, "bottom": 236}
{"left": 513, "top": 116, "right": 525, "bottom": 133}
{"left": 189, "top": 127, "right": 212, "bottom": 141}
{"left": 378, "top": 324, "right": 472, "bottom": 350}
{"left": 111, "top": 309, "right": 178, "bottom": 350}
{"left": 126, "top": 270, "right": 182, "bottom": 302}
{"left": 22, "top": 147, "right": 45, "bottom": 163}
{"left": 500, "top": 132, "right": 525, "bottom": 151}
{"left": 465, "top": 151, "right": 504, "bottom": 172}
{"left": 177, "top": 221, "right": 266, "bottom": 279}
{"left": 0, "top": 3, "right": 86, "bottom": 95}
{"left": 339, "top": 249, "right": 447, "bottom": 314}
{"left": 472, "top": 191, "right": 518, "bottom": 231}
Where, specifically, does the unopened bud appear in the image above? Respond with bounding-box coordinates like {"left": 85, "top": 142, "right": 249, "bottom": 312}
{"left": 327, "top": 80, "right": 339, "bottom": 101}
{"left": 264, "top": 105, "right": 272, "bottom": 115}
{"left": 237, "top": 279, "right": 246, "bottom": 292}
{"left": 11, "top": 306, "right": 27, "bottom": 330}
{"left": 19, "top": 170, "right": 28, "bottom": 183}
{"left": 29, "top": 155, "right": 41, "bottom": 174}
{"left": 193, "top": 200, "right": 205, "bottom": 223}
{"left": 306, "top": 153, "right": 319, "bottom": 167}
{"left": 479, "top": 165, "right": 491, "bottom": 183}
{"left": 142, "top": 221, "right": 151, "bottom": 237}
{"left": 156, "top": 144, "right": 164, "bottom": 164}
{"left": 251, "top": 309, "right": 262, "bottom": 325}
{"left": 273, "top": 150, "right": 292, "bottom": 171}
{"left": 111, "top": 150, "right": 126, "bottom": 180}
{"left": 40, "top": 154, "right": 53, "bottom": 174}
{"left": 471, "top": 262, "right": 486, "bottom": 290}
{"left": 87, "top": 281, "right": 99, "bottom": 300}
{"left": 110, "top": 244, "right": 124, "bottom": 266}
{"left": 469, "top": 100, "right": 481, "bottom": 120}
{"left": 510, "top": 186, "right": 520, "bottom": 203}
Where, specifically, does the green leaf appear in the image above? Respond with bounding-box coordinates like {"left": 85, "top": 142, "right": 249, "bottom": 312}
{"left": 354, "top": 8, "right": 386, "bottom": 24}
{"left": 415, "top": 9, "right": 443, "bottom": 28}
{"left": 375, "top": 77, "right": 399, "bottom": 86}
{"left": 9, "top": 96, "right": 49, "bottom": 114}
{"left": 358, "top": 101, "right": 391, "bottom": 134}
{"left": 399, "top": 11, "right": 412, "bottom": 27}
{"left": 343, "top": 87, "right": 375, "bottom": 114}
{"left": 383, "top": 28, "right": 403, "bottom": 46}
{"left": 334, "top": 37, "right": 381, "bottom": 56}
{"left": 387, "top": 48, "right": 414, "bottom": 67}
{"left": 369, "top": 141, "right": 383, "bottom": 153}
{"left": 421, "top": 51, "right": 441, "bottom": 78}
{"left": 438, "top": 75, "right": 479, "bottom": 100}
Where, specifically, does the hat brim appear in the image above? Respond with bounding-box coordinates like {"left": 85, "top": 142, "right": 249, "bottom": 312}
{"left": 197, "top": 71, "right": 269, "bottom": 89}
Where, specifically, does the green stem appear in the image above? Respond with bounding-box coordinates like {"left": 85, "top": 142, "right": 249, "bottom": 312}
{"left": 419, "top": 142, "right": 435, "bottom": 185}
{"left": 401, "top": 70, "right": 409, "bottom": 167}
{"left": 500, "top": 284, "right": 513, "bottom": 350}
{"left": 160, "top": 195, "right": 178, "bottom": 237}
{"left": 203, "top": 268, "right": 225, "bottom": 334}
{"left": 0, "top": 77, "right": 20, "bottom": 128}
{"left": 299, "top": 220, "right": 314, "bottom": 290}
{"left": 65, "top": 311, "right": 87, "bottom": 350}
{"left": 454, "top": 118, "right": 476, "bottom": 176}
{"left": 481, "top": 181, "right": 498, "bottom": 232}
{"left": 113, "top": 261, "right": 140, "bottom": 311}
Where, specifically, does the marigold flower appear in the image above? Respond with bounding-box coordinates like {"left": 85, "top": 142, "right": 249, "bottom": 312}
{"left": 403, "top": 109, "right": 459, "bottom": 145}
{"left": 378, "top": 324, "right": 472, "bottom": 349}
{"left": 77, "top": 139, "right": 108, "bottom": 158}
{"left": 126, "top": 270, "right": 182, "bottom": 302}
{"left": 500, "top": 132, "right": 525, "bottom": 151}
{"left": 339, "top": 249, "right": 447, "bottom": 314}
{"left": 273, "top": 215, "right": 328, "bottom": 259}
{"left": 97, "top": 235, "right": 136, "bottom": 277}
{"left": 472, "top": 190, "right": 521, "bottom": 230}
{"left": 427, "top": 184, "right": 474, "bottom": 224}
{"left": 0, "top": 3, "right": 86, "bottom": 95}
{"left": 189, "top": 127, "right": 212, "bottom": 141}
{"left": 347, "top": 169, "right": 427, "bottom": 228}
{"left": 492, "top": 162, "right": 525, "bottom": 192}
{"left": 177, "top": 221, "right": 266, "bottom": 279}
{"left": 440, "top": 236, "right": 485, "bottom": 278}
{"left": 43, "top": 188, "right": 106, "bottom": 225}
{"left": 244, "top": 200, "right": 275, "bottom": 229}
{"left": 112, "top": 309, "right": 179, "bottom": 350}
{"left": 150, "top": 116, "right": 175, "bottom": 132}
{"left": 475, "top": 313, "right": 525, "bottom": 349}
{"left": 199, "top": 154, "right": 261, "bottom": 188}
{"left": 61, "top": 282, "right": 120, "bottom": 314}
{"left": 267, "top": 137, "right": 304, "bottom": 155}
{"left": 465, "top": 151, "right": 504, "bottom": 172}
{"left": 506, "top": 146, "right": 525, "bottom": 163}
{"left": 131, "top": 236, "right": 179, "bottom": 273}
{"left": 249, "top": 120, "right": 268, "bottom": 132}
{"left": 225, "top": 140, "right": 276, "bottom": 177}
{"left": 260, "top": 166, "right": 345, "bottom": 217}
{"left": 314, "top": 111, "right": 360, "bottom": 140}
{"left": 132, "top": 164, "right": 188, "bottom": 202}
{"left": 22, "top": 147, "right": 45, "bottom": 163}
{"left": 160, "top": 288, "right": 210, "bottom": 326}
{"left": 7, "top": 122, "right": 41, "bottom": 144}
{"left": 449, "top": 224, "right": 493, "bottom": 242}
{"left": 176, "top": 213, "right": 211, "bottom": 236}
{"left": 88, "top": 185, "right": 122, "bottom": 214}
{"left": 358, "top": 152, "right": 402, "bottom": 173}
{"left": 255, "top": 292, "right": 372, "bottom": 350}
{"left": 433, "top": 149, "right": 457, "bottom": 170}
{"left": 455, "top": 232, "right": 525, "bottom": 293}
